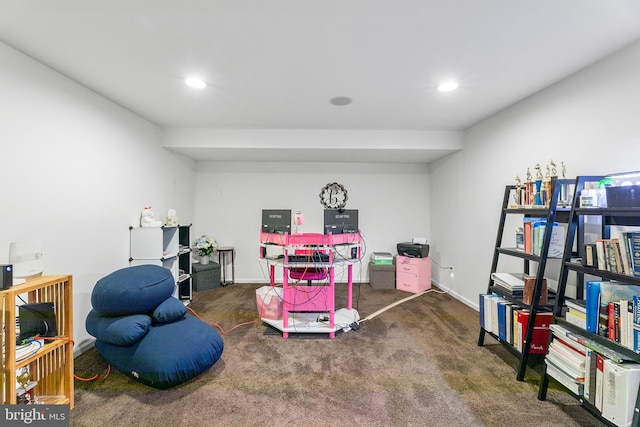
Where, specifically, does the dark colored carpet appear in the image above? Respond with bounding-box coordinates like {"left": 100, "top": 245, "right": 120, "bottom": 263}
{"left": 71, "top": 283, "right": 606, "bottom": 426}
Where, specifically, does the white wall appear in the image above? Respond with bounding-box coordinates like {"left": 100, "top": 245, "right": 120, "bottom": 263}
{"left": 430, "top": 39, "right": 640, "bottom": 308}
{"left": 194, "top": 161, "right": 430, "bottom": 283}
{"left": 0, "top": 42, "right": 196, "bottom": 353}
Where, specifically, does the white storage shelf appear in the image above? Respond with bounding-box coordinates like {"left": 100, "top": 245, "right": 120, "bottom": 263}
{"left": 129, "top": 226, "right": 178, "bottom": 259}
{"left": 129, "top": 224, "right": 192, "bottom": 303}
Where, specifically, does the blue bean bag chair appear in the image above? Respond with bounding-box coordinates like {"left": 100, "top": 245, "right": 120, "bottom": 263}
{"left": 86, "top": 265, "right": 224, "bottom": 389}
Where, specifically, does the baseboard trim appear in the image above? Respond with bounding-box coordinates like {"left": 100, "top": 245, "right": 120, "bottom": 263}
{"left": 74, "top": 338, "right": 96, "bottom": 358}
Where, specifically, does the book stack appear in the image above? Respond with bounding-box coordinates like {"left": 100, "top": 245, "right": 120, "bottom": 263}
{"left": 545, "top": 324, "right": 586, "bottom": 396}
{"left": 584, "top": 281, "right": 640, "bottom": 351}
{"left": 479, "top": 293, "right": 552, "bottom": 354}
{"left": 523, "top": 218, "right": 565, "bottom": 257}
{"left": 546, "top": 324, "right": 640, "bottom": 427}
{"left": 593, "top": 233, "right": 640, "bottom": 277}
{"left": 564, "top": 299, "right": 587, "bottom": 330}
{"left": 491, "top": 272, "right": 524, "bottom": 299}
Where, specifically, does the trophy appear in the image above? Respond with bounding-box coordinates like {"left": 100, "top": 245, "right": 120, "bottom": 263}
{"left": 550, "top": 159, "right": 558, "bottom": 178}
{"left": 524, "top": 168, "right": 534, "bottom": 207}
{"left": 543, "top": 165, "right": 552, "bottom": 207}
{"left": 534, "top": 164, "right": 543, "bottom": 206}
{"left": 16, "top": 367, "right": 32, "bottom": 404}
{"left": 513, "top": 175, "right": 523, "bottom": 207}
{"left": 558, "top": 161, "right": 571, "bottom": 207}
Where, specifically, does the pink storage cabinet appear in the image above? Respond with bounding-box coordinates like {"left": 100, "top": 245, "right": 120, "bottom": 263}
{"left": 395, "top": 255, "right": 431, "bottom": 293}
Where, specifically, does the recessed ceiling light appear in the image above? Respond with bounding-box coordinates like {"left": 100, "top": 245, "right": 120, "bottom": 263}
{"left": 330, "top": 96, "right": 353, "bottom": 106}
{"left": 185, "top": 78, "right": 207, "bottom": 89}
{"left": 437, "top": 81, "right": 459, "bottom": 92}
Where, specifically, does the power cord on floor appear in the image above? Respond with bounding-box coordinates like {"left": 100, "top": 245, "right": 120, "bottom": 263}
{"left": 358, "top": 287, "right": 447, "bottom": 325}
{"left": 31, "top": 335, "right": 112, "bottom": 382}
{"left": 187, "top": 306, "right": 260, "bottom": 335}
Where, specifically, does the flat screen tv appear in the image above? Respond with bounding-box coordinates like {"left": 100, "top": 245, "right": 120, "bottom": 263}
{"left": 261, "top": 209, "right": 292, "bottom": 234}
{"left": 323, "top": 209, "right": 358, "bottom": 235}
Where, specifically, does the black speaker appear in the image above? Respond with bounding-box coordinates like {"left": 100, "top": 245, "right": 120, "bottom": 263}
{"left": 1, "top": 264, "right": 12, "bottom": 290}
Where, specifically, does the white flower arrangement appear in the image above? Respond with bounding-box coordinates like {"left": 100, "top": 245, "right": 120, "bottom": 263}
{"left": 193, "top": 235, "right": 217, "bottom": 257}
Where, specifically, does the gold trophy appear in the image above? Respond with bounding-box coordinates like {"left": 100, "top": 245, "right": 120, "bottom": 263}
{"left": 543, "top": 165, "right": 552, "bottom": 207}
{"left": 524, "top": 168, "right": 534, "bottom": 207}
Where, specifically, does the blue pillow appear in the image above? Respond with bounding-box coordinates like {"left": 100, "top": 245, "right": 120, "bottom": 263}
{"left": 86, "top": 309, "right": 152, "bottom": 346}
{"left": 152, "top": 297, "right": 187, "bottom": 324}
{"left": 92, "top": 265, "right": 175, "bottom": 316}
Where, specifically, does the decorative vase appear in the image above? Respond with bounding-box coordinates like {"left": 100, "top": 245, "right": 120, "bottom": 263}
{"left": 200, "top": 255, "right": 210, "bottom": 265}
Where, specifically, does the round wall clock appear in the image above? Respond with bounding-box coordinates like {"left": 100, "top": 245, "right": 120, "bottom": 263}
{"left": 319, "top": 182, "right": 348, "bottom": 210}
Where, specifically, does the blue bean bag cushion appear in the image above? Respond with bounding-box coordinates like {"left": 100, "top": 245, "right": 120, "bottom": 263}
{"left": 94, "top": 315, "right": 224, "bottom": 389}
{"left": 152, "top": 296, "right": 187, "bottom": 323}
{"left": 86, "top": 310, "right": 152, "bottom": 346}
{"left": 92, "top": 265, "right": 175, "bottom": 316}
{"left": 88, "top": 265, "right": 224, "bottom": 389}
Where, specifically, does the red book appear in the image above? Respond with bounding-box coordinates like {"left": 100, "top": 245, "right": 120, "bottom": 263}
{"left": 516, "top": 310, "right": 553, "bottom": 354}
{"left": 595, "top": 354, "right": 605, "bottom": 411}
{"left": 608, "top": 302, "right": 615, "bottom": 340}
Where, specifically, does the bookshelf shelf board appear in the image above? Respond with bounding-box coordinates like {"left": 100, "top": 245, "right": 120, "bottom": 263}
{"left": 488, "top": 285, "right": 557, "bottom": 309}
{"left": 15, "top": 340, "right": 67, "bottom": 369}
{"left": 497, "top": 247, "right": 542, "bottom": 262}
{"left": 564, "top": 261, "right": 640, "bottom": 284}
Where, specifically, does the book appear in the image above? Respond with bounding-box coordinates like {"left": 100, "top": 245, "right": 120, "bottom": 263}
{"left": 585, "top": 281, "right": 601, "bottom": 333}
{"left": 533, "top": 220, "right": 546, "bottom": 256}
{"left": 565, "top": 299, "right": 587, "bottom": 315}
{"left": 545, "top": 360, "right": 584, "bottom": 396}
{"left": 583, "top": 243, "right": 597, "bottom": 267}
{"left": 516, "top": 310, "right": 553, "bottom": 354}
{"left": 497, "top": 300, "right": 512, "bottom": 341}
{"left": 531, "top": 220, "right": 564, "bottom": 257}
{"left": 605, "top": 239, "right": 620, "bottom": 274}
{"left": 596, "top": 240, "right": 607, "bottom": 271}
{"left": 546, "top": 350, "right": 584, "bottom": 381}
{"left": 479, "top": 294, "right": 486, "bottom": 329}
{"left": 599, "top": 282, "right": 640, "bottom": 339}
{"left": 491, "top": 272, "right": 525, "bottom": 291}
{"left": 629, "top": 232, "right": 640, "bottom": 277}
{"left": 523, "top": 217, "right": 541, "bottom": 255}
{"left": 584, "top": 349, "right": 596, "bottom": 403}
{"left": 550, "top": 338, "right": 586, "bottom": 368}
{"left": 595, "top": 353, "right": 604, "bottom": 411}
{"left": 523, "top": 275, "right": 547, "bottom": 306}
{"left": 565, "top": 311, "right": 587, "bottom": 330}
{"left": 615, "top": 237, "right": 632, "bottom": 276}
{"left": 565, "top": 299, "right": 587, "bottom": 318}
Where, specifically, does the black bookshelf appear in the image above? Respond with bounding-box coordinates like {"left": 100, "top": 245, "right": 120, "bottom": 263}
{"left": 478, "top": 178, "right": 574, "bottom": 381}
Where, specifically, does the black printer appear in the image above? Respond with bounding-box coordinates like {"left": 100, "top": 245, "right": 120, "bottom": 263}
{"left": 397, "top": 242, "right": 430, "bottom": 258}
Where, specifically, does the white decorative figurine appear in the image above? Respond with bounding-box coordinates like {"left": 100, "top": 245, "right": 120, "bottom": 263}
{"left": 140, "top": 206, "right": 162, "bottom": 227}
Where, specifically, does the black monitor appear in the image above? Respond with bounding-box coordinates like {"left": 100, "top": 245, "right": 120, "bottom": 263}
{"left": 323, "top": 209, "right": 358, "bottom": 235}
{"left": 261, "top": 209, "right": 292, "bottom": 234}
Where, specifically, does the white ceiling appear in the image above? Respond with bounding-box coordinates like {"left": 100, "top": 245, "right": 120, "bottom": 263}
{"left": 2, "top": 1, "right": 640, "bottom": 163}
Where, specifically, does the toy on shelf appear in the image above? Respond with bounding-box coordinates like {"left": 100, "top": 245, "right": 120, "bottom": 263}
{"left": 140, "top": 206, "right": 162, "bottom": 227}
